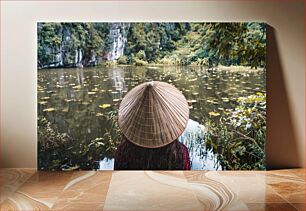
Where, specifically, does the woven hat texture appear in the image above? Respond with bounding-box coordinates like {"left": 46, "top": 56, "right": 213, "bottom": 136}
{"left": 118, "top": 81, "right": 189, "bottom": 148}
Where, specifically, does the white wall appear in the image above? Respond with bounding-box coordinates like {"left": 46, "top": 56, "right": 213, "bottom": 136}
{"left": 1, "top": 1, "right": 304, "bottom": 168}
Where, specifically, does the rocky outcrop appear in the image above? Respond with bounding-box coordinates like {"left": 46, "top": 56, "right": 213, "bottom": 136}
{"left": 106, "top": 23, "right": 130, "bottom": 60}
{"left": 38, "top": 23, "right": 130, "bottom": 69}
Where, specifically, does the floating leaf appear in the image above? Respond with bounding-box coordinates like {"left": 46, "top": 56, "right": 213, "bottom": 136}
{"left": 72, "top": 85, "right": 81, "bottom": 89}
{"left": 62, "top": 165, "right": 79, "bottom": 171}
{"left": 187, "top": 99, "right": 197, "bottom": 104}
{"left": 209, "top": 111, "right": 220, "bottom": 117}
{"left": 99, "top": 104, "right": 111, "bottom": 109}
{"left": 64, "top": 99, "right": 74, "bottom": 103}
{"left": 222, "top": 98, "right": 230, "bottom": 102}
{"left": 96, "top": 113, "right": 104, "bottom": 117}
{"left": 147, "top": 66, "right": 159, "bottom": 70}
{"left": 38, "top": 101, "right": 48, "bottom": 105}
{"left": 43, "top": 108, "right": 56, "bottom": 112}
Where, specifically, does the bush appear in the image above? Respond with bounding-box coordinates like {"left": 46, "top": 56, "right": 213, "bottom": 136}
{"left": 104, "top": 60, "right": 116, "bottom": 67}
{"left": 117, "top": 55, "right": 128, "bottom": 64}
{"left": 136, "top": 50, "right": 146, "bottom": 61}
{"left": 134, "top": 59, "right": 148, "bottom": 66}
{"left": 38, "top": 109, "right": 122, "bottom": 170}
{"left": 204, "top": 93, "right": 266, "bottom": 170}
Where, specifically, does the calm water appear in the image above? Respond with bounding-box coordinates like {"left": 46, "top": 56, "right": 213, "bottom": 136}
{"left": 38, "top": 65, "right": 266, "bottom": 170}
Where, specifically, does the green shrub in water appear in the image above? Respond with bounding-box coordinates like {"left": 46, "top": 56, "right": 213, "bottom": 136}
{"left": 204, "top": 93, "right": 266, "bottom": 170}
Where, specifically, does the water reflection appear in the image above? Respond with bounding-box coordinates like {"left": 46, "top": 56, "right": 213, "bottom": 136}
{"left": 38, "top": 65, "right": 266, "bottom": 170}
{"left": 107, "top": 68, "right": 127, "bottom": 99}
{"left": 179, "top": 119, "right": 221, "bottom": 170}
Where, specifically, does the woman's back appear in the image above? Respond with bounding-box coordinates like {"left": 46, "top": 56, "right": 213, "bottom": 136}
{"left": 114, "top": 138, "right": 191, "bottom": 170}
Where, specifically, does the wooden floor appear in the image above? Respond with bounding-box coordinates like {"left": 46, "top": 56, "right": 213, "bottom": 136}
{"left": 0, "top": 169, "right": 304, "bottom": 210}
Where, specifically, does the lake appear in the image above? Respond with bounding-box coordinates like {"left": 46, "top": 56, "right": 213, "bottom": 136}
{"left": 37, "top": 65, "right": 266, "bottom": 170}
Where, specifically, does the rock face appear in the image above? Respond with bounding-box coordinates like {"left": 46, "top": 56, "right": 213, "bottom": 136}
{"left": 107, "top": 23, "right": 130, "bottom": 61}
{"left": 37, "top": 23, "right": 130, "bottom": 69}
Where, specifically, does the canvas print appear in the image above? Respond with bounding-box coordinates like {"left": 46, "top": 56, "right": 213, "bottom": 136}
{"left": 37, "top": 22, "right": 266, "bottom": 171}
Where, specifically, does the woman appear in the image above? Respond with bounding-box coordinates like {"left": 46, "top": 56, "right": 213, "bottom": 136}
{"left": 114, "top": 81, "right": 191, "bottom": 170}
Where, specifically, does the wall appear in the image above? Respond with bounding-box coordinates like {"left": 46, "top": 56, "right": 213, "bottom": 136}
{"left": 1, "top": 1, "right": 304, "bottom": 168}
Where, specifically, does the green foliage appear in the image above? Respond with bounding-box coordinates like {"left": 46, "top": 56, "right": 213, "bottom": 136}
{"left": 117, "top": 55, "right": 128, "bottom": 64}
{"left": 135, "top": 50, "right": 146, "bottom": 61}
{"left": 38, "top": 22, "right": 266, "bottom": 69}
{"left": 134, "top": 59, "right": 148, "bottom": 66}
{"left": 38, "top": 23, "right": 109, "bottom": 68}
{"left": 204, "top": 93, "right": 266, "bottom": 170}
{"left": 38, "top": 108, "right": 121, "bottom": 170}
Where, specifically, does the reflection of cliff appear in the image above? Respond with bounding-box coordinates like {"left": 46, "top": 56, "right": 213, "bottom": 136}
{"left": 108, "top": 68, "right": 127, "bottom": 99}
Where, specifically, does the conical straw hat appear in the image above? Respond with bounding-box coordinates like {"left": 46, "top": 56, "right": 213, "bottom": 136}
{"left": 118, "top": 81, "right": 189, "bottom": 148}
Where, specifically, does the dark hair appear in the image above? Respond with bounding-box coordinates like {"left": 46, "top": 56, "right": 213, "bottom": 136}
{"left": 114, "top": 136, "right": 190, "bottom": 170}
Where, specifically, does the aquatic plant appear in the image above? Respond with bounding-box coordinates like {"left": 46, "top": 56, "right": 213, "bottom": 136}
{"left": 204, "top": 93, "right": 266, "bottom": 170}
{"left": 38, "top": 108, "right": 121, "bottom": 170}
